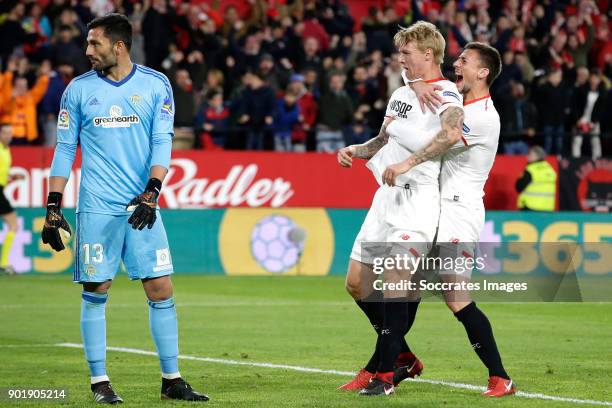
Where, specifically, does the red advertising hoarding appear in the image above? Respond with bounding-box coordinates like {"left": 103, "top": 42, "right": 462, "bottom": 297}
{"left": 5, "top": 147, "right": 555, "bottom": 210}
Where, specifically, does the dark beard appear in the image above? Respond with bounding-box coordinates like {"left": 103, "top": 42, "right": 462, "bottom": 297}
{"left": 92, "top": 58, "right": 117, "bottom": 75}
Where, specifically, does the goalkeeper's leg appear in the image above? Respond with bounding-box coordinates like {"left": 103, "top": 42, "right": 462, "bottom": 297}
{"left": 142, "top": 276, "right": 209, "bottom": 401}
{"left": 128, "top": 218, "right": 207, "bottom": 401}
{"left": 76, "top": 213, "right": 128, "bottom": 403}
{"left": 81, "top": 281, "right": 123, "bottom": 404}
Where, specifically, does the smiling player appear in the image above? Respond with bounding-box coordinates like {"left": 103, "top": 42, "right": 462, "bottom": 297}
{"left": 384, "top": 42, "right": 516, "bottom": 398}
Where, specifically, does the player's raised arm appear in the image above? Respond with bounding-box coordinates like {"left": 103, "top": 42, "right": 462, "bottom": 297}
{"left": 126, "top": 75, "right": 174, "bottom": 230}
{"left": 42, "top": 83, "right": 81, "bottom": 251}
{"left": 337, "top": 116, "right": 394, "bottom": 167}
{"left": 382, "top": 106, "right": 464, "bottom": 186}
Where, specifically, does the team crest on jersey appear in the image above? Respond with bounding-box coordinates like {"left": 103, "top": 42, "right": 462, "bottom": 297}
{"left": 85, "top": 264, "right": 96, "bottom": 277}
{"left": 57, "top": 109, "right": 70, "bottom": 130}
{"left": 130, "top": 94, "right": 141, "bottom": 104}
{"left": 93, "top": 105, "right": 140, "bottom": 128}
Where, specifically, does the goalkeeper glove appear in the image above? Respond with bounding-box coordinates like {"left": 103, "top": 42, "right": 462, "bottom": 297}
{"left": 126, "top": 178, "right": 161, "bottom": 230}
{"left": 41, "top": 192, "right": 72, "bottom": 252}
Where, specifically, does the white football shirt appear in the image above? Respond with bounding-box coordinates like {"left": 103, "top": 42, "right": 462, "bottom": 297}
{"left": 439, "top": 94, "right": 500, "bottom": 201}
{"left": 367, "top": 78, "right": 463, "bottom": 186}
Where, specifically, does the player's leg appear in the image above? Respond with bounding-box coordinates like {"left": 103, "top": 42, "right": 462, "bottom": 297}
{"left": 443, "top": 276, "right": 515, "bottom": 397}
{"left": 0, "top": 210, "right": 18, "bottom": 274}
{"left": 341, "top": 186, "right": 412, "bottom": 391}
{"left": 141, "top": 276, "right": 180, "bottom": 381}
{"left": 437, "top": 198, "right": 515, "bottom": 398}
{"left": 392, "top": 265, "right": 425, "bottom": 387}
{"left": 75, "top": 212, "right": 125, "bottom": 403}
{"left": 123, "top": 212, "right": 208, "bottom": 402}
{"left": 338, "top": 259, "right": 380, "bottom": 390}
{"left": 361, "top": 255, "right": 419, "bottom": 395}
{"left": 362, "top": 185, "right": 438, "bottom": 396}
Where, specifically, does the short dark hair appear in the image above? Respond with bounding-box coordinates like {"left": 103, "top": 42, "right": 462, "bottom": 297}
{"left": 206, "top": 88, "right": 222, "bottom": 101}
{"left": 464, "top": 42, "right": 502, "bottom": 86}
{"left": 87, "top": 13, "right": 132, "bottom": 51}
{"left": 12, "top": 75, "right": 28, "bottom": 86}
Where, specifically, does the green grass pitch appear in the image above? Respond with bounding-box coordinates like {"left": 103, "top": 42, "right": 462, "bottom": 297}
{"left": 1, "top": 275, "right": 611, "bottom": 407}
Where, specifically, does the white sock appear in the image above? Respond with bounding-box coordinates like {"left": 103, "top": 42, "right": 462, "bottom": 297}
{"left": 162, "top": 372, "right": 181, "bottom": 380}
{"left": 91, "top": 375, "right": 110, "bottom": 384}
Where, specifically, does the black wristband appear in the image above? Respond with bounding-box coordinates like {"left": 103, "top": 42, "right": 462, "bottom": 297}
{"left": 145, "top": 178, "right": 162, "bottom": 199}
{"left": 47, "top": 192, "right": 63, "bottom": 208}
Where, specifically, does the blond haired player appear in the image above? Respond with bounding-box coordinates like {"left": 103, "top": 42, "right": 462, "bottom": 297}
{"left": 336, "top": 21, "right": 464, "bottom": 396}
{"left": 384, "top": 42, "right": 516, "bottom": 398}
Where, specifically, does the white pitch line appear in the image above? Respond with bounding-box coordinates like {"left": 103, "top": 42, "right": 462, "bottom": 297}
{"left": 0, "top": 344, "right": 59, "bottom": 348}
{"left": 54, "top": 343, "right": 612, "bottom": 406}
{"left": 0, "top": 301, "right": 352, "bottom": 309}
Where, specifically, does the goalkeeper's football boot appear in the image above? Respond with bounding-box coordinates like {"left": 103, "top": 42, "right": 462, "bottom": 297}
{"left": 359, "top": 372, "right": 394, "bottom": 396}
{"left": 338, "top": 368, "right": 374, "bottom": 391}
{"left": 482, "top": 376, "right": 516, "bottom": 397}
{"left": 91, "top": 381, "right": 123, "bottom": 404}
{"left": 393, "top": 352, "right": 424, "bottom": 386}
{"left": 161, "top": 377, "right": 209, "bottom": 401}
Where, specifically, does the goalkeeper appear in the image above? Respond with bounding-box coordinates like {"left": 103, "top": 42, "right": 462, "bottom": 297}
{"left": 42, "top": 13, "right": 208, "bottom": 403}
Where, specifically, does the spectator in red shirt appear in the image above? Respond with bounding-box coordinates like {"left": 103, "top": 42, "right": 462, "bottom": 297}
{"left": 195, "top": 88, "right": 231, "bottom": 150}
{"left": 287, "top": 74, "right": 317, "bottom": 152}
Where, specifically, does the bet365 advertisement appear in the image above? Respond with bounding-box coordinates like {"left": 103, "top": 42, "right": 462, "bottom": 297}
{"left": 2, "top": 208, "right": 610, "bottom": 278}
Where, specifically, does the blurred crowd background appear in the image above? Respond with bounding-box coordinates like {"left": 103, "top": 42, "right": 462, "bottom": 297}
{"left": 0, "top": 0, "right": 610, "bottom": 158}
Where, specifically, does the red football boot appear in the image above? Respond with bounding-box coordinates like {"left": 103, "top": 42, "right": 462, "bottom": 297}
{"left": 338, "top": 368, "right": 374, "bottom": 391}
{"left": 482, "top": 376, "right": 517, "bottom": 397}
{"left": 393, "top": 352, "right": 424, "bottom": 386}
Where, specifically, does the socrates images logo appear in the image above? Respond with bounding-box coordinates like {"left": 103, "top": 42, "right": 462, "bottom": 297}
{"left": 250, "top": 215, "right": 306, "bottom": 273}
{"left": 93, "top": 105, "right": 140, "bottom": 128}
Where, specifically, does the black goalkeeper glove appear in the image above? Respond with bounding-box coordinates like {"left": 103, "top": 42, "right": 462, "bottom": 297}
{"left": 126, "top": 178, "right": 161, "bottom": 230}
{"left": 41, "top": 192, "right": 72, "bottom": 252}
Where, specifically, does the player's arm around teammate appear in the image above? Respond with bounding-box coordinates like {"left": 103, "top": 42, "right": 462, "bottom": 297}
{"left": 384, "top": 43, "right": 516, "bottom": 397}
{"left": 381, "top": 105, "right": 464, "bottom": 186}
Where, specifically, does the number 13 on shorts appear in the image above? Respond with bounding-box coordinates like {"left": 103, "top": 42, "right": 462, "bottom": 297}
{"left": 82, "top": 243, "right": 104, "bottom": 264}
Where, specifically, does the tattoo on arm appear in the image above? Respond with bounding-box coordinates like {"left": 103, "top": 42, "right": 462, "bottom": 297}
{"left": 353, "top": 118, "right": 392, "bottom": 159}
{"left": 405, "top": 107, "right": 464, "bottom": 168}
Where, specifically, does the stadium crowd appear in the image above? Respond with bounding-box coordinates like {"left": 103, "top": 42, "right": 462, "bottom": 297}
{"left": 0, "top": 0, "right": 610, "bottom": 157}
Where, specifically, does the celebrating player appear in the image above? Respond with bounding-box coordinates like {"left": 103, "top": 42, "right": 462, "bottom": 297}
{"left": 385, "top": 42, "right": 516, "bottom": 397}
{"left": 337, "top": 21, "right": 464, "bottom": 396}
{"left": 41, "top": 14, "right": 208, "bottom": 403}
